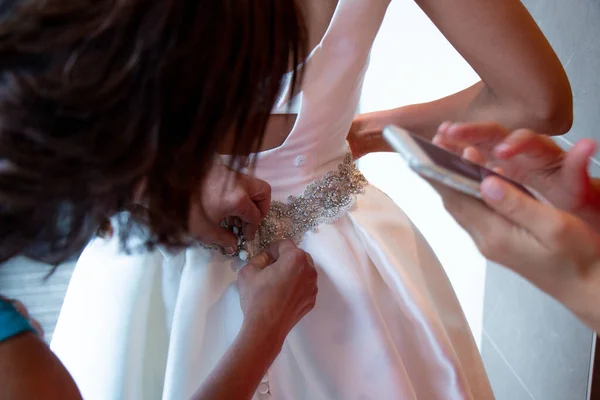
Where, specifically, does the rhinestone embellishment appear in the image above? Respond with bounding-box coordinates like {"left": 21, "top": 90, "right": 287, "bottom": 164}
{"left": 204, "top": 153, "right": 367, "bottom": 259}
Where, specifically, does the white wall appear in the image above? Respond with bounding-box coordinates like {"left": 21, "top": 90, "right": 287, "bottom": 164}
{"left": 358, "top": 1, "right": 485, "bottom": 347}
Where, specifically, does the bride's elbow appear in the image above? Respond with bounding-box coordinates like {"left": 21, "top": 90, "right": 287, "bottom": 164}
{"left": 524, "top": 81, "right": 573, "bottom": 136}
{"left": 533, "top": 95, "right": 573, "bottom": 136}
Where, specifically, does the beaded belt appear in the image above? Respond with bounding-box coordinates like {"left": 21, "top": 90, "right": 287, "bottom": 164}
{"left": 204, "top": 153, "right": 368, "bottom": 260}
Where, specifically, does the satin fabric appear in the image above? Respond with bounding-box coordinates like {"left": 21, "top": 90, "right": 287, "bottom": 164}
{"left": 51, "top": 0, "right": 494, "bottom": 398}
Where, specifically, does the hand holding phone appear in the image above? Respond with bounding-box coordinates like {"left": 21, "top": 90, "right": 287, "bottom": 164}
{"left": 382, "top": 125, "right": 536, "bottom": 199}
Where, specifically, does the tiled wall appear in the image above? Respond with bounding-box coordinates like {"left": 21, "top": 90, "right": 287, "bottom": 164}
{"left": 481, "top": 1, "right": 600, "bottom": 399}
{"left": 0, "top": 257, "right": 75, "bottom": 343}
{"left": 481, "top": 266, "right": 594, "bottom": 400}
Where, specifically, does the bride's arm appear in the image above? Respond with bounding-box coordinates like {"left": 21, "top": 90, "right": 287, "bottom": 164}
{"left": 349, "top": 0, "right": 573, "bottom": 158}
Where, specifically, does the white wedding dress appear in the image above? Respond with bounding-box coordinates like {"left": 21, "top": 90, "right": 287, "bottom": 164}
{"left": 51, "top": 0, "right": 494, "bottom": 399}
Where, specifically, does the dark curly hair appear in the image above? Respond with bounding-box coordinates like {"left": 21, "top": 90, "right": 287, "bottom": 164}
{"left": 0, "top": 0, "right": 307, "bottom": 263}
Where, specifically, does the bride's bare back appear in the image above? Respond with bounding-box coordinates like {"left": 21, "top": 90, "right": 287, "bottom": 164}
{"left": 220, "top": 0, "right": 339, "bottom": 154}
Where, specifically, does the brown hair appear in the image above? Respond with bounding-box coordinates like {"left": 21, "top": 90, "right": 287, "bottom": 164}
{"left": 0, "top": 0, "right": 306, "bottom": 263}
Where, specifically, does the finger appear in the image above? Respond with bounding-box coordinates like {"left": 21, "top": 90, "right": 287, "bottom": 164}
{"left": 264, "top": 239, "right": 299, "bottom": 262}
{"left": 201, "top": 225, "right": 238, "bottom": 250}
{"left": 226, "top": 193, "right": 262, "bottom": 239}
{"left": 240, "top": 175, "right": 271, "bottom": 218}
{"left": 429, "top": 180, "right": 507, "bottom": 243}
{"left": 227, "top": 176, "right": 269, "bottom": 240}
{"left": 244, "top": 251, "right": 273, "bottom": 271}
{"left": 480, "top": 177, "right": 567, "bottom": 242}
{"left": 561, "top": 139, "right": 597, "bottom": 202}
{"left": 242, "top": 223, "right": 258, "bottom": 241}
{"left": 444, "top": 122, "right": 509, "bottom": 151}
{"left": 493, "top": 129, "right": 563, "bottom": 160}
{"left": 462, "top": 147, "right": 485, "bottom": 164}
{"left": 432, "top": 134, "right": 466, "bottom": 155}
{"left": 233, "top": 217, "right": 243, "bottom": 229}
{"left": 430, "top": 179, "right": 541, "bottom": 266}
{"left": 436, "top": 121, "right": 453, "bottom": 136}
{"left": 306, "top": 253, "right": 315, "bottom": 268}
{"left": 188, "top": 198, "right": 237, "bottom": 249}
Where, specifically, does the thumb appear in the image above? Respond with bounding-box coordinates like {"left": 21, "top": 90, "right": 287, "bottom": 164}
{"left": 238, "top": 252, "right": 271, "bottom": 279}
{"left": 237, "top": 175, "right": 271, "bottom": 240}
{"left": 480, "top": 177, "right": 561, "bottom": 242}
{"left": 202, "top": 225, "right": 237, "bottom": 250}
{"left": 493, "top": 129, "right": 561, "bottom": 160}
{"left": 240, "top": 175, "right": 271, "bottom": 219}
{"left": 244, "top": 251, "right": 273, "bottom": 271}
{"left": 561, "top": 139, "right": 597, "bottom": 203}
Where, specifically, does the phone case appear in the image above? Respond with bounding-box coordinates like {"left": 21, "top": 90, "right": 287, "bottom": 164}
{"left": 383, "top": 125, "right": 484, "bottom": 199}
{"left": 410, "top": 163, "right": 482, "bottom": 199}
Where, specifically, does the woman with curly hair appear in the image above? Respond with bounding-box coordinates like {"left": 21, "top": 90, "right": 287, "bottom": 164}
{"left": 51, "top": 0, "right": 572, "bottom": 399}
{"left": 0, "top": 0, "right": 312, "bottom": 398}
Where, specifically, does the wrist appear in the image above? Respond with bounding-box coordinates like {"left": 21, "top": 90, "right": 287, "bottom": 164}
{"left": 560, "top": 259, "right": 600, "bottom": 332}
{"left": 349, "top": 112, "right": 392, "bottom": 159}
{"left": 239, "top": 318, "right": 285, "bottom": 359}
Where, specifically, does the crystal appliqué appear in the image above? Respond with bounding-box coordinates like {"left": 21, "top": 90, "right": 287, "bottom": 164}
{"left": 203, "top": 153, "right": 367, "bottom": 258}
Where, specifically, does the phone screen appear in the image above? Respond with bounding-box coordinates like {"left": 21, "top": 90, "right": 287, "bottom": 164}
{"left": 410, "top": 134, "right": 535, "bottom": 197}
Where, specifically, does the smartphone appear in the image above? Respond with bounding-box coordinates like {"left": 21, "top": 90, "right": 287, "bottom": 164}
{"left": 382, "top": 125, "right": 535, "bottom": 199}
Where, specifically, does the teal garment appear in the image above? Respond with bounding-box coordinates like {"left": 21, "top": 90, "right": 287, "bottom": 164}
{"left": 0, "top": 297, "right": 33, "bottom": 343}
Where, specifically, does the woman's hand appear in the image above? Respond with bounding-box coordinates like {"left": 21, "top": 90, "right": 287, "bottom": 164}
{"left": 192, "top": 241, "right": 318, "bottom": 400}
{"left": 432, "top": 176, "right": 600, "bottom": 332}
{"left": 238, "top": 240, "right": 318, "bottom": 345}
{"left": 433, "top": 122, "right": 600, "bottom": 225}
{"left": 189, "top": 159, "right": 271, "bottom": 251}
{"left": 347, "top": 114, "right": 387, "bottom": 161}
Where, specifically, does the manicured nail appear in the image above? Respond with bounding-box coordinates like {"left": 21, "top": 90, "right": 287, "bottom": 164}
{"left": 438, "top": 121, "right": 452, "bottom": 133}
{"left": 481, "top": 178, "right": 505, "bottom": 201}
{"left": 447, "top": 122, "right": 463, "bottom": 132}
{"left": 494, "top": 144, "right": 513, "bottom": 157}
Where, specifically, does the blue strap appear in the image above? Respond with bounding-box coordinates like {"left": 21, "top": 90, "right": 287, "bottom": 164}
{"left": 0, "top": 298, "right": 34, "bottom": 343}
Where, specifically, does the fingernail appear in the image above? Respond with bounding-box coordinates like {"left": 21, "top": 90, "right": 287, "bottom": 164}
{"left": 447, "top": 122, "right": 463, "bottom": 132}
{"left": 481, "top": 178, "right": 505, "bottom": 201}
{"left": 438, "top": 121, "right": 452, "bottom": 133}
{"left": 494, "top": 144, "right": 512, "bottom": 157}
{"left": 225, "top": 247, "right": 235, "bottom": 255}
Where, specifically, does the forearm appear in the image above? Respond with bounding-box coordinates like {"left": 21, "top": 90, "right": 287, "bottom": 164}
{"left": 404, "top": 0, "right": 572, "bottom": 140}
{"left": 351, "top": 81, "right": 572, "bottom": 158}
{"left": 564, "top": 258, "right": 600, "bottom": 333}
{"left": 191, "top": 322, "right": 283, "bottom": 400}
{"left": 0, "top": 333, "right": 82, "bottom": 399}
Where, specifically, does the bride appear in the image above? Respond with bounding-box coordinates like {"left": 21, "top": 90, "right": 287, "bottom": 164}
{"left": 51, "top": 0, "right": 572, "bottom": 399}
